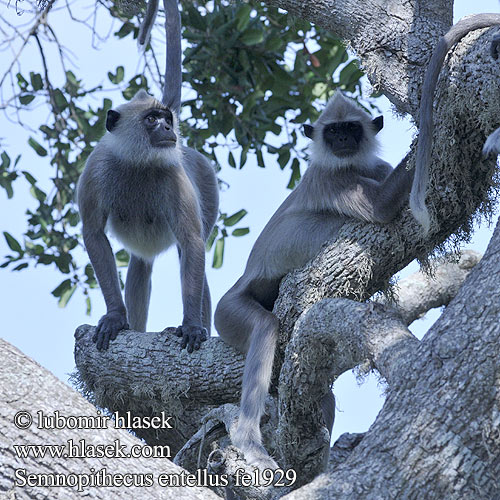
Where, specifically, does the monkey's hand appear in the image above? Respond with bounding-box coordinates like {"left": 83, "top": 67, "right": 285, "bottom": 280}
{"left": 93, "top": 311, "right": 129, "bottom": 351}
{"left": 175, "top": 324, "right": 207, "bottom": 353}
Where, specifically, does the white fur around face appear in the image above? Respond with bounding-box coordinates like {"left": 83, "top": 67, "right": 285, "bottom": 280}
{"left": 102, "top": 90, "right": 184, "bottom": 167}
{"left": 308, "top": 91, "right": 381, "bottom": 169}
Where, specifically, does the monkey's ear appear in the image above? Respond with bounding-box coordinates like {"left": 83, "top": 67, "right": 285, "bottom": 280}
{"left": 303, "top": 124, "right": 315, "bottom": 139}
{"left": 372, "top": 116, "right": 384, "bottom": 134}
{"left": 106, "top": 110, "right": 121, "bottom": 132}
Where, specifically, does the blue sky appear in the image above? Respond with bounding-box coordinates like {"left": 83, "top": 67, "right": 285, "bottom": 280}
{"left": 0, "top": 0, "right": 498, "bottom": 442}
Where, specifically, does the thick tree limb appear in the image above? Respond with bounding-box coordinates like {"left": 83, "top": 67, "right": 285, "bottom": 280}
{"left": 276, "top": 298, "right": 418, "bottom": 484}
{"left": 74, "top": 326, "right": 244, "bottom": 455}
{"left": 380, "top": 249, "right": 482, "bottom": 325}
{"left": 74, "top": 248, "right": 477, "bottom": 455}
{"left": 0, "top": 339, "right": 219, "bottom": 499}
{"left": 281, "top": 217, "right": 500, "bottom": 499}
{"left": 264, "top": 0, "right": 453, "bottom": 114}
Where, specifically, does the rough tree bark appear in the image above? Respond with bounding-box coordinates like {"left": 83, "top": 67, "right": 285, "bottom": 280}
{"left": 72, "top": 0, "right": 500, "bottom": 498}
{"left": 0, "top": 339, "right": 220, "bottom": 500}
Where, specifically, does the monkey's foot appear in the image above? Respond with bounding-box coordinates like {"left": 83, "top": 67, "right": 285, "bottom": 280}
{"left": 93, "top": 312, "right": 129, "bottom": 351}
{"left": 232, "top": 436, "right": 279, "bottom": 470}
{"left": 174, "top": 324, "right": 207, "bottom": 353}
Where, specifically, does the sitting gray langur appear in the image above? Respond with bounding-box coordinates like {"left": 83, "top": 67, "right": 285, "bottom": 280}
{"left": 483, "top": 33, "right": 500, "bottom": 157}
{"left": 410, "top": 13, "right": 500, "bottom": 234}
{"left": 214, "top": 91, "right": 414, "bottom": 469}
{"left": 77, "top": 0, "right": 218, "bottom": 352}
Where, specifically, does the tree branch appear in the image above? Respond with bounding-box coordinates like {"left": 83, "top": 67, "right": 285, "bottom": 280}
{"left": 379, "top": 249, "right": 482, "bottom": 325}
{"left": 280, "top": 215, "right": 500, "bottom": 499}
{"left": 74, "top": 325, "right": 244, "bottom": 454}
{"left": 0, "top": 338, "right": 219, "bottom": 499}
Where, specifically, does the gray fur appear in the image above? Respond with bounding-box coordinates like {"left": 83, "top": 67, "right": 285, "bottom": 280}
{"left": 138, "top": 0, "right": 159, "bottom": 49}
{"left": 411, "top": 13, "right": 500, "bottom": 234}
{"left": 137, "top": 0, "right": 182, "bottom": 114}
{"left": 215, "top": 91, "right": 413, "bottom": 469}
{"left": 482, "top": 127, "right": 500, "bottom": 156}
{"left": 78, "top": 0, "right": 218, "bottom": 352}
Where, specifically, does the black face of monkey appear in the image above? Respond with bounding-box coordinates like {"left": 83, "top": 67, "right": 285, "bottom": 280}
{"left": 142, "top": 108, "right": 177, "bottom": 148}
{"left": 322, "top": 121, "right": 364, "bottom": 157}
{"left": 304, "top": 115, "right": 383, "bottom": 158}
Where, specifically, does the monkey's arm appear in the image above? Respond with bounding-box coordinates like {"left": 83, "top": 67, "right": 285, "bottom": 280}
{"left": 176, "top": 237, "right": 207, "bottom": 352}
{"left": 168, "top": 172, "right": 208, "bottom": 352}
{"left": 356, "top": 156, "right": 414, "bottom": 224}
{"left": 78, "top": 170, "right": 128, "bottom": 350}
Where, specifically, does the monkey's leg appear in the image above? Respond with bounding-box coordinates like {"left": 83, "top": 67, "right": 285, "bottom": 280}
{"left": 215, "top": 289, "right": 279, "bottom": 468}
{"left": 174, "top": 238, "right": 208, "bottom": 352}
{"left": 125, "top": 254, "right": 153, "bottom": 332}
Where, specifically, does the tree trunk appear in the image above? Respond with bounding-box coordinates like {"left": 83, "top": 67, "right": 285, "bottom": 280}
{"left": 0, "top": 339, "right": 220, "bottom": 499}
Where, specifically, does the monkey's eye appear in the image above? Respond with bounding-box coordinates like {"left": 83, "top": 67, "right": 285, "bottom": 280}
{"left": 146, "top": 115, "right": 157, "bottom": 124}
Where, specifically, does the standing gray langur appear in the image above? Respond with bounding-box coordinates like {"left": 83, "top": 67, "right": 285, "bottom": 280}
{"left": 214, "top": 91, "right": 414, "bottom": 469}
{"left": 410, "top": 13, "right": 500, "bottom": 234}
{"left": 483, "top": 33, "right": 500, "bottom": 157}
{"left": 77, "top": 0, "right": 218, "bottom": 352}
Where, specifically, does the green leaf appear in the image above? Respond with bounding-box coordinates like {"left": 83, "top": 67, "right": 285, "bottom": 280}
{"left": 0, "top": 151, "right": 10, "bottom": 170}
{"left": 28, "top": 137, "right": 47, "bottom": 157}
{"left": 228, "top": 151, "right": 236, "bottom": 168}
{"left": 52, "top": 89, "right": 68, "bottom": 110}
{"left": 339, "top": 60, "right": 364, "bottom": 91}
{"left": 22, "top": 171, "right": 37, "bottom": 185}
{"left": 19, "top": 94, "right": 35, "bottom": 105}
{"left": 240, "top": 29, "right": 264, "bottom": 46}
{"left": 287, "top": 158, "right": 301, "bottom": 189}
{"left": 232, "top": 228, "right": 249, "bottom": 237}
{"left": 30, "top": 72, "right": 43, "bottom": 91}
{"left": 206, "top": 226, "right": 218, "bottom": 251}
{"left": 16, "top": 73, "right": 28, "bottom": 91}
{"left": 115, "top": 249, "right": 130, "bottom": 267}
{"left": 224, "top": 209, "right": 247, "bottom": 226}
{"left": 108, "top": 66, "right": 125, "bottom": 84}
{"left": 115, "top": 22, "right": 134, "bottom": 39}
{"left": 51, "top": 278, "right": 72, "bottom": 298}
{"left": 29, "top": 185, "right": 46, "bottom": 202}
{"left": 13, "top": 263, "right": 29, "bottom": 271}
{"left": 212, "top": 237, "right": 225, "bottom": 269}
{"left": 236, "top": 4, "right": 252, "bottom": 32}
{"left": 3, "top": 232, "right": 23, "bottom": 254}
{"left": 58, "top": 284, "right": 76, "bottom": 308}
{"left": 278, "top": 149, "right": 291, "bottom": 169}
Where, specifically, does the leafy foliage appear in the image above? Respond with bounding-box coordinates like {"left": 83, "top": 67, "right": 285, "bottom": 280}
{"left": 0, "top": 0, "right": 367, "bottom": 311}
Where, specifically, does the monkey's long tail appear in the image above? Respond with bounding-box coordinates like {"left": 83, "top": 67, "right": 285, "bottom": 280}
{"left": 411, "top": 13, "right": 500, "bottom": 235}
{"left": 162, "top": 0, "right": 182, "bottom": 114}
{"left": 137, "top": 0, "right": 160, "bottom": 50}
